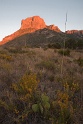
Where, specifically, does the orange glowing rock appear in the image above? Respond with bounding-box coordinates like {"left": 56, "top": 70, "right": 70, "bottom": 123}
{"left": 47, "top": 24, "right": 60, "bottom": 32}
{"left": 21, "top": 16, "right": 46, "bottom": 30}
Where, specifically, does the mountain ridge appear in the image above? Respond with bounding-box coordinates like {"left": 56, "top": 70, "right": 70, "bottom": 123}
{"left": 0, "top": 15, "right": 83, "bottom": 46}
{"left": 0, "top": 16, "right": 61, "bottom": 45}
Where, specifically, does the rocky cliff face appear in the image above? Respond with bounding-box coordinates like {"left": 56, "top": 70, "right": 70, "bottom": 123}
{"left": 47, "top": 25, "right": 60, "bottom": 32}
{"left": 21, "top": 16, "right": 46, "bottom": 30}
{"left": 66, "top": 30, "right": 83, "bottom": 35}
{"left": 0, "top": 16, "right": 61, "bottom": 45}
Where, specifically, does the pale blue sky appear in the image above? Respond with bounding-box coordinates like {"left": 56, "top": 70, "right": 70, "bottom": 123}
{"left": 0, "top": 0, "right": 83, "bottom": 40}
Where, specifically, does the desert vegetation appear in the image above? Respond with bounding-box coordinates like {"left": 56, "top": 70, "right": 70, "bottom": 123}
{"left": 0, "top": 46, "right": 83, "bottom": 124}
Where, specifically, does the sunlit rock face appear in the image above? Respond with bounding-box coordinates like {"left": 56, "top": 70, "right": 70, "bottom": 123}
{"left": 66, "top": 30, "right": 83, "bottom": 35}
{"left": 47, "top": 24, "right": 60, "bottom": 32}
{"left": 21, "top": 16, "right": 46, "bottom": 30}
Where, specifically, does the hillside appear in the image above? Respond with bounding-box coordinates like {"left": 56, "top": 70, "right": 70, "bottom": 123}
{"left": 1, "top": 28, "right": 83, "bottom": 49}
{"left": 1, "top": 28, "right": 65, "bottom": 48}
{"left": 0, "top": 47, "right": 83, "bottom": 124}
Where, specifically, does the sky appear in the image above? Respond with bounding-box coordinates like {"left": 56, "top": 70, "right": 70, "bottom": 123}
{"left": 0, "top": 0, "right": 83, "bottom": 41}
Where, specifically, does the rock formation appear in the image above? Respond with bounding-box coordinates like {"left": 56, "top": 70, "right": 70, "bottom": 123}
{"left": 66, "top": 30, "right": 83, "bottom": 35}
{"left": 0, "top": 16, "right": 61, "bottom": 45}
{"left": 21, "top": 16, "right": 46, "bottom": 30}
{"left": 47, "top": 25, "right": 60, "bottom": 32}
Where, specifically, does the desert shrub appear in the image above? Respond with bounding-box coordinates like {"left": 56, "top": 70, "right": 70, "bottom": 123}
{"left": 65, "top": 38, "right": 77, "bottom": 49}
{"left": 0, "top": 50, "right": 7, "bottom": 54}
{"left": 8, "top": 47, "right": 27, "bottom": 54}
{"left": 51, "top": 90, "right": 73, "bottom": 124}
{"left": 58, "top": 49, "right": 70, "bottom": 56}
{"left": 48, "top": 43, "right": 61, "bottom": 49}
{"left": 76, "top": 57, "right": 83, "bottom": 66}
{"left": 36, "top": 61, "right": 56, "bottom": 72}
{"left": 48, "top": 75, "right": 55, "bottom": 82}
{"left": 43, "top": 47, "right": 48, "bottom": 51}
{"left": 65, "top": 39, "right": 83, "bottom": 49}
{"left": 0, "top": 73, "right": 39, "bottom": 124}
{"left": 12, "top": 73, "right": 39, "bottom": 101}
{"left": 50, "top": 75, "right": 81, "bottom": 124}
{"left": 77, "top": 39, "right": 83, "bottom": 49}
{"left": 0, "top": 53, "right": 12, "bottom": 61}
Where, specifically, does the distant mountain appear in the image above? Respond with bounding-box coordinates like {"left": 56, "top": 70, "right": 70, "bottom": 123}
{"left": 0, "top": 16, "right": 83, "bottom": 48}
{"left": 0, "top": 16, "right": 60, "bottom": 46}
{"left": 66, "top": 30, "right": 83, "bottom": 35}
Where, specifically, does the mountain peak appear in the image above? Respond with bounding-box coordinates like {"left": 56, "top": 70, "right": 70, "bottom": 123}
{"left": 0, "top": 16, "right": 61, "bottom": 45}
{"left": 21, "top": 16, "right": 46, "bottom": 30}
{"left": 47, "top": 24, "right": 60, "bottom": 32}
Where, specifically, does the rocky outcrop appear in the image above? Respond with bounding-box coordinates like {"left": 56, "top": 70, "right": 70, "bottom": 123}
{"left": 21, "top": 16, "right": 46, "bottom": 30}
{"left": 66, "top": 30, "right": 83, "bottom": 35}
{"left": 47, "top": 25, "right": 60, "bottom": 32}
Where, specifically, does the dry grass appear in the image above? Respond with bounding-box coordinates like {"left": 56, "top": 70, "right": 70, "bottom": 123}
{"left": 0, "top": 47, "right": 83, "bottom": 124}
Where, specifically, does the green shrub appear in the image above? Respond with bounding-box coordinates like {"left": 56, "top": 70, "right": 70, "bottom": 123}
{"left": 8, "top": 48, "right": 28, "bottom": 54}
{"left": 0, "top": 54, "right": 12, "bottom": 61}
{"left": 65, "top": 38, "right": 77, "bottom": 49}
{"left": 51, "top": 90, "right": 73, "bottom": 124}
{"left": 36, "top": 61, "right": 55, "bottom": 72}
{"left": 48, "top": 43, "right": 61, "bottom": 49}
{"left": 32, "top": 94, "right": 50, "bottom": 116}
{"left": 76, "top": 57, "right": 83, "bottom": 66}
{"left": 58, "top": 49, "right": 70, "bottom": 56}
{"left": 65, "top": 39, "right": 83, "bottom": 49}
{"left": 77, "top": 39, "right": 83, "bottom": 49}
